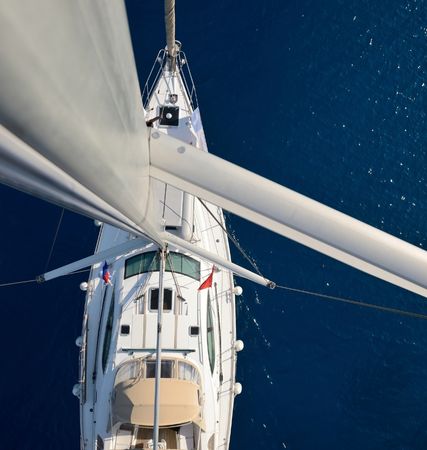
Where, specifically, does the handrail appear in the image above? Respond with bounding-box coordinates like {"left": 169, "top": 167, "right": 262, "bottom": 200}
{"left": 142, "top": 49, "right": 199, "bottom": 112}
{"left": 119, "top": 347, "right": 195, "bottom": 354}
{"left": 78, "top": 317, "right": 88, "bottom": 402}
{"left": 213, "top": 282, "right": 224, "bottom": 384}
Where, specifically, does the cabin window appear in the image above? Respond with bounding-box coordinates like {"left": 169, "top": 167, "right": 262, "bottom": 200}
{"left": 146, "top": 360, "right": 156, "bottom": 378}
{"left": 206, "top": 292, "right": 216, "bottom": 373}
{"left": 115, "top": 359, "right": 141, "bottom": 385}
{"left": 101, "top": 293, "right": 115, "bottom": 372}
{"left": 189, "top": 326, "right": 199, "bottom": 336}
{"left": 178, "top": 361, "right": 199, "bottom": 384}
{"left": 149, "top": 288, "right": 173, "bottom": 311}
{"left": 161, "top": 360, "right": 173, "bottom": 378}
{"left": 145, "top": 360, "right": 174, "bottom": 378}
{"left": 125, "top": 251, "right": 200, "bottom": 280}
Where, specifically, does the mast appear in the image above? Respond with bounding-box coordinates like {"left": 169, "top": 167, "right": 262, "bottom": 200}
{"left": 153, "top": 247, "right": 166, "bottom": 448}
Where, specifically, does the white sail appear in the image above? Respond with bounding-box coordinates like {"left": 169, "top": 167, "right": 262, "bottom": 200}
{"left": 0, "top": 127, "right": 155, "bottom": 238}
{"left": 0, "top": 0, "right": 161, "bottom": 242}
{"left": 2, "top": 1, "right": 427, "bottom": 299}
{"left": 149, "top": 131, "right": 427, "bottom": 298}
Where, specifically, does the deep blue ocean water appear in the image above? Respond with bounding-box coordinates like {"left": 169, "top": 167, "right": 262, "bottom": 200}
{"left": 1, "top": 1, "right": 427, "bottom": 449}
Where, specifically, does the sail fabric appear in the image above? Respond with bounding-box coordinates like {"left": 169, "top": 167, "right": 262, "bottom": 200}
{"left": 0, "top": 0, "right": 161, "bottom": 242}
{"left": 150, "top": 131, "right": 427, "bottom": 298}
{"left": 2, "top": 0, "right": 427, "bottom": 298}
{"left": 0, "top": 127, "right": 152, "bottom": 238}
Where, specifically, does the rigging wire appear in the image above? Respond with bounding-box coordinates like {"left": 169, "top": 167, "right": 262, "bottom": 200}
{"left": 198, "top": 198, "right": 265, "bottom": 278}
{"left": 44, "top": 208, "right": 65, "bottom": 272}
{"left": 198, "top": 198, "right": 427, "bottom": 321}
{"left": 2, "top": 270, "right": 426, "bottom": 319}
{"left": 0, "top": 268, "right": 90, "bottom": 288}
{"left": 275, "top": 284, "right": 427, "bottom": 320}
{"left": 166, "top": 251, "right": 184, "bottom": 300}
{"left": 1, "top": 199, "right": 426, "bottom": 320}
{"left": 69, "top": 268, "right": 91, "bottom": 275}
{"left": 0, "top": 279, "right": 37, "bottom": 287}
{"left": 199, "top": 198, "right": 427, "bottom": 320}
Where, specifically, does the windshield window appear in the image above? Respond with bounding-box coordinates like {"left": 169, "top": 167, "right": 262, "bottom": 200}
{"left": 178, "top": 361, "right": 200, "bottom": 384}
{"left": 116, "top": 359, "right": 199, "bottom": 384}
{"left": 125, "top": 251, "right": 200, "bottom": 280}
{"left": 115, "top": 359, "right": 142, "bottom": 385}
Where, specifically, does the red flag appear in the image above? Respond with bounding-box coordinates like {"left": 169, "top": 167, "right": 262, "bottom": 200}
{"left": 102, "top": 261, "right": 111, "bottom": 285}
{"left": 198, "top": 266, "right": 215, "bottom": 290}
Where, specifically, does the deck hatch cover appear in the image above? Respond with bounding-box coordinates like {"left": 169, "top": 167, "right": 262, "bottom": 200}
{"left": 159, "top": 106, "right": 179, "bottom": 126}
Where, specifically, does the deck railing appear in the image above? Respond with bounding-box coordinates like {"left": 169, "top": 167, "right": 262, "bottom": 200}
{"left": 142, "top": 48, "right": 199, "bottom": 112}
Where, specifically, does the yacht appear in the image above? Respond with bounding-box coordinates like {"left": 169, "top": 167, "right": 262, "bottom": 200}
{"left": 78, "top": 49, "right": 240, "bottom": 450}
{"left": 2, "top": 2, "right": 427, "bottom": 450}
